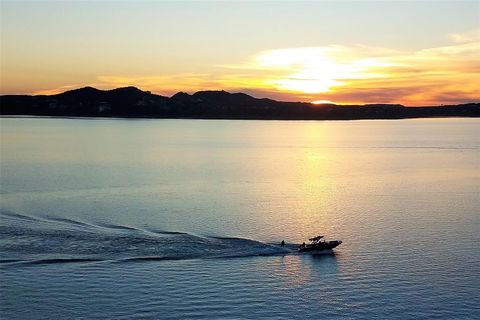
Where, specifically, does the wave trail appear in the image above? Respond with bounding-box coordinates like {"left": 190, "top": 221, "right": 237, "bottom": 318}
{"left": 0, "top": 210, "right": 42, "bottom": 222}
{"left": 0, "top": 216, "right": 295, "bottom": 266}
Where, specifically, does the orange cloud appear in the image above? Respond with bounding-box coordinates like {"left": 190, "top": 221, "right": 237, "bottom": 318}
{"left": 32, "top": 85, "right": 81, "bottom": 95}
{"left": 224, "top": 38, "right": 479, "bottom": 105}
{"left": 34, "top": 30, "right": 478, "bottom": 106}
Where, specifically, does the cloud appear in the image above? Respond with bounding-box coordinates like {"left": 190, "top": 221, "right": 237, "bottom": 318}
{"left": 449, "top": 28, "right": 480, "bottom": 43}
{"left": 223, "top": 40, "right": 479, "bottom": 105}
{"left": 32, "top": 85, "right": 80, "bottom": 95}
{"left": 48, "top": 32, "right": 479, "bottom": 105}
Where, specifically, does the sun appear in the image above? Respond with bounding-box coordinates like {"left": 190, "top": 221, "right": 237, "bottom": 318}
{"left": 311, "top": 100, "right": 335, "bottom": 105}
{"left": 254, "top": 47, "right": 385, "bottom": 94}
{"left": 273, "top": 74, "right": 343, "bottom": 94}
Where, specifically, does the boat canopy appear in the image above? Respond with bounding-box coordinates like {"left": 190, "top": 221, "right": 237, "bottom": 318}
{"left": 309, "top": 235, "right": 324, "bottom": 242}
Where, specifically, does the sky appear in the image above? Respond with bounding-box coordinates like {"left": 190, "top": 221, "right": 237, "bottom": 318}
{"left": 1, "top": 0, "right": 479, "bottom": 105}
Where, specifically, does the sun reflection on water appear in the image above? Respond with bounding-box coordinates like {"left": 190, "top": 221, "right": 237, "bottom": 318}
{"left": 290, "top": 124, "right": 339, "bottom": 238}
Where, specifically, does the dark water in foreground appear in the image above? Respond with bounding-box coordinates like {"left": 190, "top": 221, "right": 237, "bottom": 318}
{"left": 1, "top": 117, "right": 479, "bottom": 319}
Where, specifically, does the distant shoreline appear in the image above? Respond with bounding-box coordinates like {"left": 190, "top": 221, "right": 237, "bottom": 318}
{"left": 2, "top": 114, "right": 479, "bottom": 122}
{"left": 1, "top": 86, "right": 479, "bottom": 120}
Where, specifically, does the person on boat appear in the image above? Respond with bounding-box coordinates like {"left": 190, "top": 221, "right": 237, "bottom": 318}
{"left": 300, "top": 242, "right": 306, "bottom": 249}
{"left": 281, "top": 240, "right": 285, "bottom": 246}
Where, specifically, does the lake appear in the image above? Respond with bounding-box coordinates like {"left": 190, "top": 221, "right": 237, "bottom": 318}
{"left": 1, "top": 117, "right": 479, "bottom": 319}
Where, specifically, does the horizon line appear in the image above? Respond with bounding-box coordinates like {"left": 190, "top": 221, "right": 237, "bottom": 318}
{"left": 2, "top": 85, "right": 479, "bottom": 108}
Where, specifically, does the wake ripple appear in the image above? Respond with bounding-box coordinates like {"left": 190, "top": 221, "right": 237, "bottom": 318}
{"left": 0, "top": 210, "right": 294, "bottom": 266}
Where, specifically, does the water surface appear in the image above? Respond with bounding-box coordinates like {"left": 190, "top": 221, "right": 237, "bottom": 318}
{"left": 1, "top": 117, "right": 479, "bottom": 319}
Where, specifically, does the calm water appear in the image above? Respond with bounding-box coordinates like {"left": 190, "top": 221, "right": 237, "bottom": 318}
{"left": 1, "top": 117, "right": 479, "bottom": 319}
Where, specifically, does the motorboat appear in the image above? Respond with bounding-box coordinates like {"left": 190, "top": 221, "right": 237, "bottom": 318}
{"left": 298, "top": 235, "right": 342, "bottom": 253}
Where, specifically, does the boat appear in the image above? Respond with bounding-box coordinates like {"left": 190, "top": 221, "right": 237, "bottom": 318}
{"left": 298, "top": 235, "right": 342, "bottom": 253}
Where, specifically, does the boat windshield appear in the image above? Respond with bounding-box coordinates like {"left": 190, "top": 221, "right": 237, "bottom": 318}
{"left": 308, "top": 235, "right": 324, "bottom": 242}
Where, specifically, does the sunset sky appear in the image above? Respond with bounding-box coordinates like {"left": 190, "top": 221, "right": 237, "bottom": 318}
{"left": 1, "top": 0, "right": 479, "bottom": 105}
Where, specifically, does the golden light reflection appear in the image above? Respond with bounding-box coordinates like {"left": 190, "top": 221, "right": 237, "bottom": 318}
{"left": 290, "top": 123, "right": 338, "bottom": 237}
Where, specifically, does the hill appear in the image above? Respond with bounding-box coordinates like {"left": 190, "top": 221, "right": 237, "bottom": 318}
{"left": 1, "top": 87, "right": 479, "bottom": 120}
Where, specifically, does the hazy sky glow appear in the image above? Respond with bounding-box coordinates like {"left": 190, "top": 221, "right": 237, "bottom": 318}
{"left": 1, "top": 0, "right": 479, "bottom": 105}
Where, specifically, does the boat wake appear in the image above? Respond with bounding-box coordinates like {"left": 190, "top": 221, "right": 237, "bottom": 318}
{"left": 0, "top": 210, "right": 297, "bottom": 266}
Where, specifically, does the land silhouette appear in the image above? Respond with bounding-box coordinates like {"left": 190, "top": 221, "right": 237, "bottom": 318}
{"left": 1, "top": 86, "right": 478, "bottom": 120}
